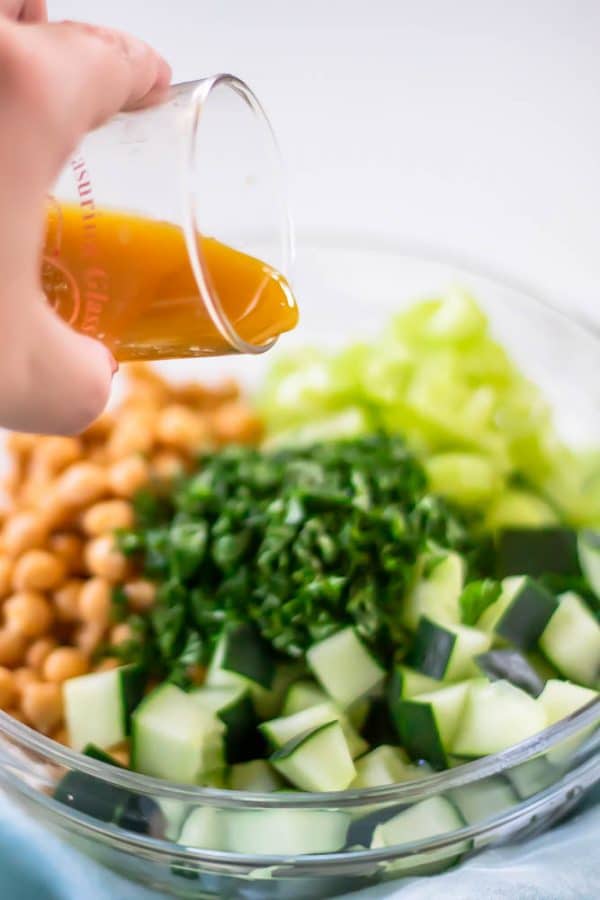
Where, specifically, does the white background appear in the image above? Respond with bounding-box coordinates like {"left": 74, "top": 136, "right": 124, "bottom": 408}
{"left": 51, "top": 0, "right": 600, "bottom": 326}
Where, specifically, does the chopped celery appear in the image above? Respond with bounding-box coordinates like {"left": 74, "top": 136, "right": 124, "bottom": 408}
{"left": 259, "top": 290, "right": 599, "bottom": 527}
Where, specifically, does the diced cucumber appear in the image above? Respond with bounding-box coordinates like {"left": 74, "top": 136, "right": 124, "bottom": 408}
{"left": 537, "top": 679, "right": 599, "bottom": 767}
{"left": 361, "top": 696, "right": 398, "bottom": 748}
{"left": 260, "top": 701, "right": 368, "bottom": 759}
{"left": 307, "top": 627, "right": 385, "bottom": 707}
{"left": 346, "top": 696, "right": 371, "bottom": 731}
{"left": 206, "top": 623, "right": 276, "bottom": 714}
{"left": 271, "top": 721, "right": 356, "bottom": 791}
{"left": 229, "top": 759, "right": 284, "bottom": 792}
{"left": 474, "top": 649, "right": 545, "bottom": 697}
{"left": 388, "top": 664, "right": 442, "bottom": 702}
{"left": 478, "top": 576, "right": 558, "bottom": 649}
{"left": 253, "top": 660, "right": 306, "bottom": 720}
{"left": 408, "top": 617, "right": 491, "bottom": 681}
{"left": 131, "top": 684, "right": 225, "bottom": 784}
{"left": 539, "top": 592, "right": 600, "bottom": 688}
{"left": 392, "top": 682, "right": 471, "bottom": 769}
{"left": 452, "top": 680, "right": 547, "bottom": 757}
{"left": 449, "top": 776, "right": 518, "bottom": 827}
{"left": 178, "top": 807, "right": 224, "bottom": 851}
{"left": 496, "top": 527, "right": 579, "bottom": 578}
{"left": 225, "top": 808, "right": 350, "bottom": 855}
{"left": 527, "top": 651, "right": 560, "bottom": 682}
{"left": 83, "top": 744, "right": 164, "bottom": 836}
{"left": 189, "top": 686, "right": 260, "bottom": 764}
{"left": 578, "top": 530, "right": 600, "bottom": 598}
{"left": 351, "top": 745, "right": 412, "bottom": 788}
{"left": 371, "top": 796, "right": 468, "bottom": 874}
{"left": 64, "top": 665, "right": 144, "bottom": 751}
{"left": 404, "top": 550, "right": 464, "bottom": 631}
{"left": 82, "top": 743, "right": 123, "bottom": 766}
{"left": 282, "top": 680, "right": 329, "bottom": 716}
{"left": 485, "top": 490, "right": 559, "bottom": 531}
{"left": 506, "top": 756, "right": 556, "bottom": 799}
{"left": 55, "top": 746, "right": 164, "bottom": 837}
{"left": 538, "top": 678, "right": 599, "bottom": 724}
{"left": 116, "top": 795, "right": 166, "bottom": 837}
{"left": 157, "top": 799, "right": 190, "bottom": 841}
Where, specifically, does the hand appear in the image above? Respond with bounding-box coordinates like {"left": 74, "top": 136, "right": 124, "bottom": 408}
{"left": 0, "top": 4, "right": 171, "bottom": 434}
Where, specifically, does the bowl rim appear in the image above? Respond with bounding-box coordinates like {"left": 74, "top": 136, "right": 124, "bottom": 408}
{"left": 4, "top": 745, "right": 598, "bottom": 869}
{"left": 0, "top": 697, "right": 598, "bottom": 809}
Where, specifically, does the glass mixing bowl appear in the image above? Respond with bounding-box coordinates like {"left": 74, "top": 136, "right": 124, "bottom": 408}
{"left": 0, "top": 242, "right": 598, "bottom": 899}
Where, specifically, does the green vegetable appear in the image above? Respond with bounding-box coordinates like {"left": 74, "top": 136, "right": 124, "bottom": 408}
{"left": 459, "top": 579, "right": 502, "bottom": 626}
{"left": 259, "top": 290, "right": 600, "bottom": 526}
{"left": 117, "top": 435, "right": 483, "bottom": 680}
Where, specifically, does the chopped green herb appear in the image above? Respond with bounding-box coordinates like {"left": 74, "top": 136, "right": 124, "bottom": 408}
{"left": 115, "top": 435, "right": 485, "bottom": 678}
{"left": 459, "top": 579, "right": 502, "bottom": 626}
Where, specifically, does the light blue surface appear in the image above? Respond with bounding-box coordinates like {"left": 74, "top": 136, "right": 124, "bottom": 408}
{"left": 0, "top": 791, "right": 598, "bottom": 899}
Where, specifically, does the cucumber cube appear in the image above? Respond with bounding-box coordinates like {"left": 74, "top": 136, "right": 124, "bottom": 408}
{"left": 271, "top": 721, "right": 356, "bottom": 791}
{"left": 307, "top": 627, "right": 385, "bottom": 707}
{"left": 64, "top": 664, "right": 144, "bottom": 751}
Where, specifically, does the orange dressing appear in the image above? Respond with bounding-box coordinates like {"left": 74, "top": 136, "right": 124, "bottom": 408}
{"left": 42, "top": 203, "right": 298, "bottom": 361}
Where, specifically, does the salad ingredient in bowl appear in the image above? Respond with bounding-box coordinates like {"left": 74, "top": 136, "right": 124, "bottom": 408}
{"left": 0, "top": 288, "right": 598, "bottom": 880}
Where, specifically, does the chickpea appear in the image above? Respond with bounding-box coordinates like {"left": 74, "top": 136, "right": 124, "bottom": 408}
{"left": 84, "top": 535, "right": 130, "bottom": 582}
{"left": 21, "top": 682, "right": 63, "bottom": 733}
{"left": 211, "top": 401, "right": 263, "bottom": 446}
{"left": 95, "top": 657, "right": 120, "bottom": 673}
{"left": 207, "top": 378, "right": 240, "bottom": 407}
{"left": 127, "top": 363, "right": 169, "bottom": 391}
{"left": 156, "top": 404, "right": 210, "bottom": 454}
{"left": 0, "top": 667, "right": 16, "bottom": 709}
{"left": 4, "top": 591, "right": 54, "bottom": 638}
{"left": 37, "top": 488, "right": 76, "bottom": 530}
{"left": 54, "top": 462, "right": 108, "bottom": 508}
{"left": 78, "top": 577, "right": 112, "bottom": 626}
{"left": 19, "top": 461, "right": 53, "bottom": 507}
{"left": 87, "top": 446, "right": 109, "bottom": 466}
{"left": 2, "top": 511, "right": 48, "bottom": 557}
{"left": 43, "top": 647, "right": 89, "bottom": 683}
{"left": 12, "top": 550, "right": 65, "bottom": 592}
{"left": 0, "top": 628, "right": 26, "bottom": 667}
{"left": 122, "top": 379, "right": 168, "bottom": 412}
{"left": 0, "top": 556, "right": 13, "bottom": 599}
{"left": 81, "top": 500, "right": 134, "bottom": 537}
{"left": 107, "top": 456, "right": 150, "bottom": 499}
{"left": 26, "top": 637, "right": 57, "bottom": 672}
{"left": 110, "top": 623, "right": 133, "bottom": 647}
{"left": 151, "top": 451, "right": 185, "bottom": 481}
{"left": 124, "top": 579, "right": 156, "bottom": 613}
{"left": 31, "top": 436, "right": 82, "bottom": 474}
{"left": 3, "top": 460, "right": 23, "bottom": 498}
{"left": 6, "top": 433, "right": 36, "bottom": 455}
{"left": 12, "top": 667, "right": 39, "bottom": 697}
{"left": 110, "top": 746, "right": 130, "bottom": 767}
{"left": 174, "top": 382, "right": 208, "bottom": 408}
{"left": 48, "top": 533, "right": 84, "bottom": 574}
{"left": 74, "top": 622, "right": 106, "bottom": 656}
{"left": 80, "top": 413, "right": 114, "bottom": 443}
{"left": 52, "top": 727, "right": 69, "bottom": 746}
{"left": 107, "top": 410, "right": 156, "bottom": 460}
{"left": 52, "top": 579, "right": 83, "bottom": 623}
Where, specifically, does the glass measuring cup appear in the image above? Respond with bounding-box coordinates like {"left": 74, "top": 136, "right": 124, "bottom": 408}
{"left": 42, "top": 76, "right": 296, "bottom": 362}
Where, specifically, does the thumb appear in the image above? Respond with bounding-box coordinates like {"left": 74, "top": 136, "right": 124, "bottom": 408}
{"left": 0, "top": 292, "right": 115, "bottom": 434}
